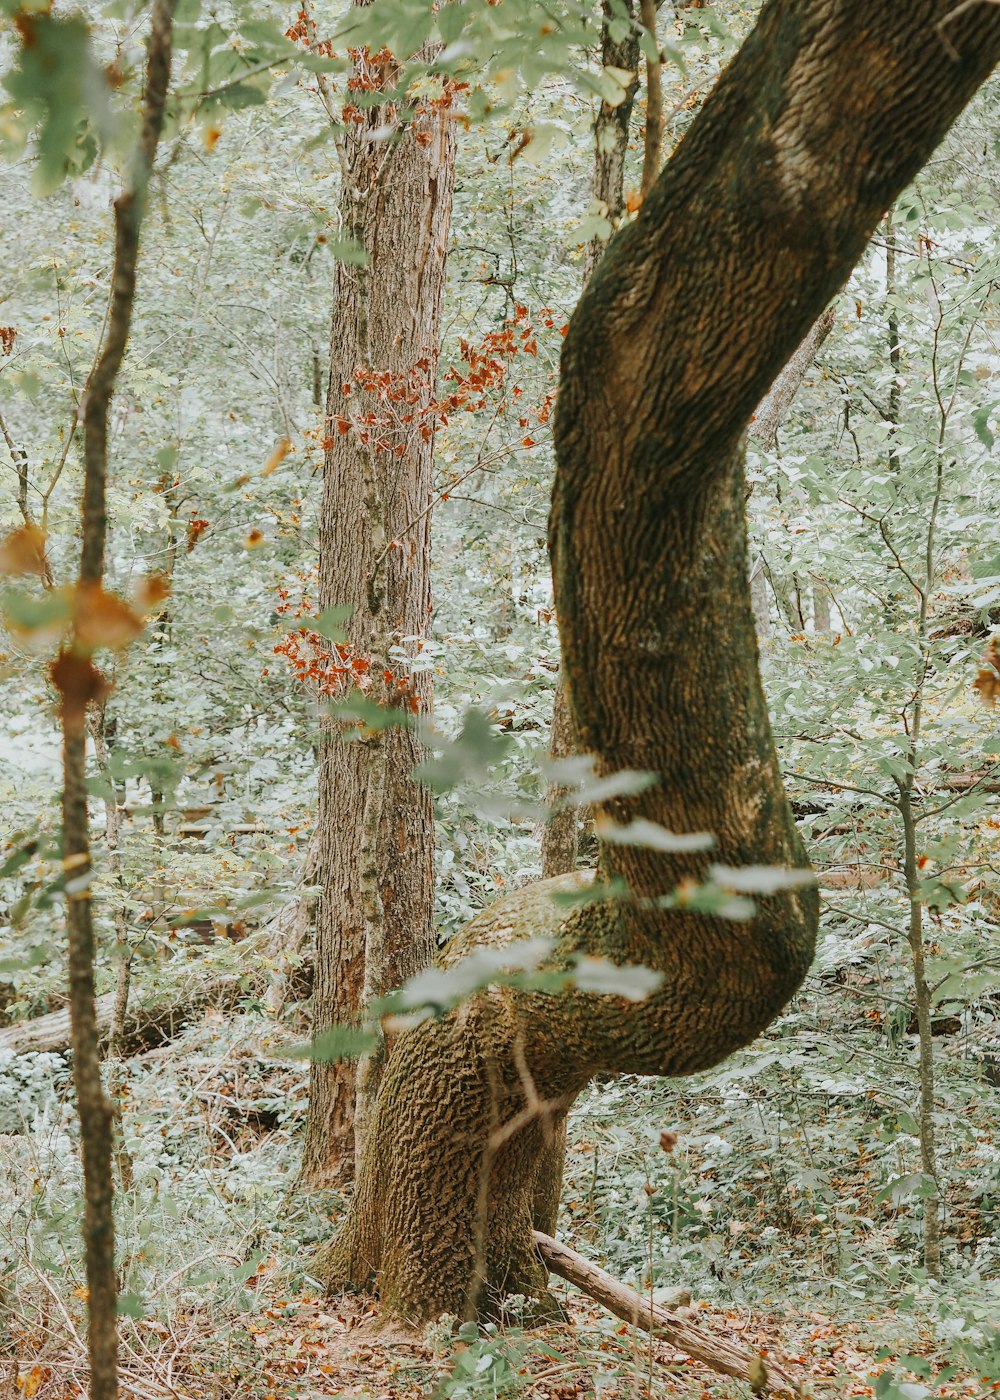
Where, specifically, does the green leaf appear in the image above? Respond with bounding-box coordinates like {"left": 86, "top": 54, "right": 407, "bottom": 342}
{"left": 288, "top": 1025, "right": 379, "bottom": 1062}
{"left": 390, "top": 938, "right": 556, "bottom": 1015}
{"left": 598, "top": 818, "right": 714, "bottom": 854}
{"left": 572, "top": 957, "right": 663, "bottom": 1001}
{"left": 325, "top": 237, "right": 370, "bottom": 267}
{"left": 116, "top": 1293, "right": 145, "bottom": 1319}
{"left": 211, "top": 82, "right": 268, "bottom": 110}
{"left": 0, "top": 947, "right": 47, "bottom": 973}
{"left": 1, "top": 587, "right": 72, "bottom": 634}
{"left": 973, "top": 405, "right": 995, "bottom": 449}
{"left": 549, "top": 878, "right": 629, "bottom": 908}
{"left": 543, "top": 756, "right": 658, "bottom": 807}
{"left": 331, "top": 694, "right": 413, "bottom": 732}
{"left": 0, "top": 837, "right": 38, "bottom": 879}
{"left": 708, "top": 863, "right": 816, "bottom": 894}
{"left": 3, "top": 13, "right": 112, "bottom": 194}
{"left": 436, "top": 3, "right": 467, "bottom": 45}
{"left": 314, "top": 605, "right": 353, "bottom": 641}
{"left": 413, "top": 708, "right": 511, "bottom": 791}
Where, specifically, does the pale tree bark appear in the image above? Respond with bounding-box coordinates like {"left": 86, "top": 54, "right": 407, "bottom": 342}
{"left": 748, "top": 304, "right": 837, "bottom": 637}
{"left": 300, "top": 43, "right": 457, "bottom": 1187}
{"left": 886, "top": 210, "right": 902, "bottom": 474}
{"left": 315, "top": 0, "right": 1000, "bottom": 1327}
{"left": 44, "top": 7, "right": 175, "bottom": 1397}
{"left": 582, "top": 0, "right": 641, "bottom": 286}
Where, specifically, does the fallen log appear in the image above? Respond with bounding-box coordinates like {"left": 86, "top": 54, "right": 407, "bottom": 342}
{"left": 0, "top": 972, "right": 247, "bottom": 1057}
{"left": 533, "top": 1231, "right": 799, "bottom": 1396}
{"left": 0, "top": 880, "right": 315, "bottom": 1059}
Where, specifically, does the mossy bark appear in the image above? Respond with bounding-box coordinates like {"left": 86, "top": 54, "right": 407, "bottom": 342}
{"left": 315, "top": 0, "right": 1000, "bottom": 1323}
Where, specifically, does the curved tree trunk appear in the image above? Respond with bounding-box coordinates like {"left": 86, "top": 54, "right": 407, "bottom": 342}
{"left": 300, "top": 46, "right": 456, "bottom": 1187}
{"left": 315, "top": 0, "right": 1000, "bottom": 1320}
{"left": 541, "top": 0, "right": 642, "bottom": 888}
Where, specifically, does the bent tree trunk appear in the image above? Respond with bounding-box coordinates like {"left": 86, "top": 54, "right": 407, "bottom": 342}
{"left": 542, "top": 0, "right": 642, "bottom": 890}
{"left": 315, "top": 0, "right": 1000, "bottom": 1321}
{"left": 300, "top": 46, "right": 456, "bottom": 1186}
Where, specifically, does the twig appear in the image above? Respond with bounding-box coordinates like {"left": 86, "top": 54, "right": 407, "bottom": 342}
{"left": 639, "top": 0, "right": 662, "bottom": 197}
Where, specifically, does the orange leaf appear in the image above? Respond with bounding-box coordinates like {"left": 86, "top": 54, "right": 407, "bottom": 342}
{"left": 74, "top": 584, "right": 144, "bottom": 651}
{"left": 262, "top": 437, "right": 292, "bottom": 477}
{"left": 0, "top": 522, "right": 48, "bottom": 578}
{"left": 50, "top": 650, "right": 110, "bottom": 731}
{"left": 974, "top": 639, "right": 1000, "bottom": 707}
{"left": 20, "top": 1366, "right": 45, "bottom": 1399}
{"left": 133, "top": 573, "right": 170, "bottom": 613}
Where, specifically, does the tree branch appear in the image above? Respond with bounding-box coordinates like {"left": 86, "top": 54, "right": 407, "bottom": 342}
{"left": 534, "top": 1232, "right": 797, "bottom": 1394}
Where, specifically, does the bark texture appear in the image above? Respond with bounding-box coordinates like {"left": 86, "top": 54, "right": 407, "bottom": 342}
{"left": 542, "top": 0, "right": 642, "bottom": 884}
{"left": 749, "top": 306, "right": 836, "bottom": 453}
{"left": 301, "top": 47, "right": 456, "bottom": 1186}
{"left": 317, "top": 0, "right": 1000, "bottom": 1325}
{"left": 582, "top": 0, "right": 641, "bottom": 285}
{"left": 748, "top": 304, "right": 837, "bottom": 638}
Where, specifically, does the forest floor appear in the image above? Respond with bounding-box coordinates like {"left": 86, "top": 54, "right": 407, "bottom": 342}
{"left": 1, "top": 1012, "right": 997, "bottom": 1400}
{"left": 4, "top": 1288, "right": 998, "bottom": 1399}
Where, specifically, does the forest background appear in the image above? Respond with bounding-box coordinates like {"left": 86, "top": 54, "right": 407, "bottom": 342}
{"left": 0, "top": 1, "right": 999, "bottom": 1397}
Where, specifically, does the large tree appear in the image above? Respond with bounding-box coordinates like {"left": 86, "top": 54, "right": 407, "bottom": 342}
{"left": 314, "top": 0, "right": 1000, "bottom": 1320}
{"left": 300, "top": 36, "right": 456, "bottom": 1186}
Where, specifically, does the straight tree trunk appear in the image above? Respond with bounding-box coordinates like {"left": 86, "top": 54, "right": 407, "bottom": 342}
{"left": 46, "top": 8, "right": 175, "bottom": 1396}
{"left": 300, "top": 45, "right": 456, "bottom": 1187}
{"left": 315, "top": 0, "right": 1000, "bottom": 1323}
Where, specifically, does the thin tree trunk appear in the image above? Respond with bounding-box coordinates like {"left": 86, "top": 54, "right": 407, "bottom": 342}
{"left": 47, "top": 9, "right": 174, "bottom": 1397}
{"left": 886, "top": 211, "right": 902, "bottom": 473}
{"left": 750, "top": 305, "right": 836, "bottom": 452}
{"left": 316, "top": 0, "right": 1000, "bottom": 1324}
{"left": 900, "top": 792, "right": 941, "bottom": 1278}
{"left": 750, "top": 557, "right": 771, "bottom": 639}
{"left": 582, "top": 0, "right": 640, "bottom": 285}
{"left": 639, "top": 0, "right": 662, "bottom": 198}
{"left": 300, "top": 42, "right": 456, "bottom": 1187}
{"left": 91, "top": 700, "right": 135, "bottom": 1190}
{"left": 749, "top": 305, "right": 836, "bottom": 639}
{"left": 812, "top": 585, "right": 831, "bottom": 632}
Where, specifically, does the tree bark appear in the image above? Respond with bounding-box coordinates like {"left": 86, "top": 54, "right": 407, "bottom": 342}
{"left": 315, "top": 0, "right": 1000, "bottom": 1324}
{"left": 582, "top": 0, "right": 641, "bottom": 286}
{"left": 749, "top": 306, "right": 836, "bottom": 453}
{"left": 300, "top": 44, "right": 456, "bottom": 1187}
{"left": 543, "top": 0, "right": 643, "bottom": 887}
{"left": 639, "top": 0, "right": 662, "bottom": 198}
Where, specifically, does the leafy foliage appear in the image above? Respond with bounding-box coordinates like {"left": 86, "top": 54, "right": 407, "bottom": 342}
{"left": 0, "top": 0, "right": 998, "bottom": 1394}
